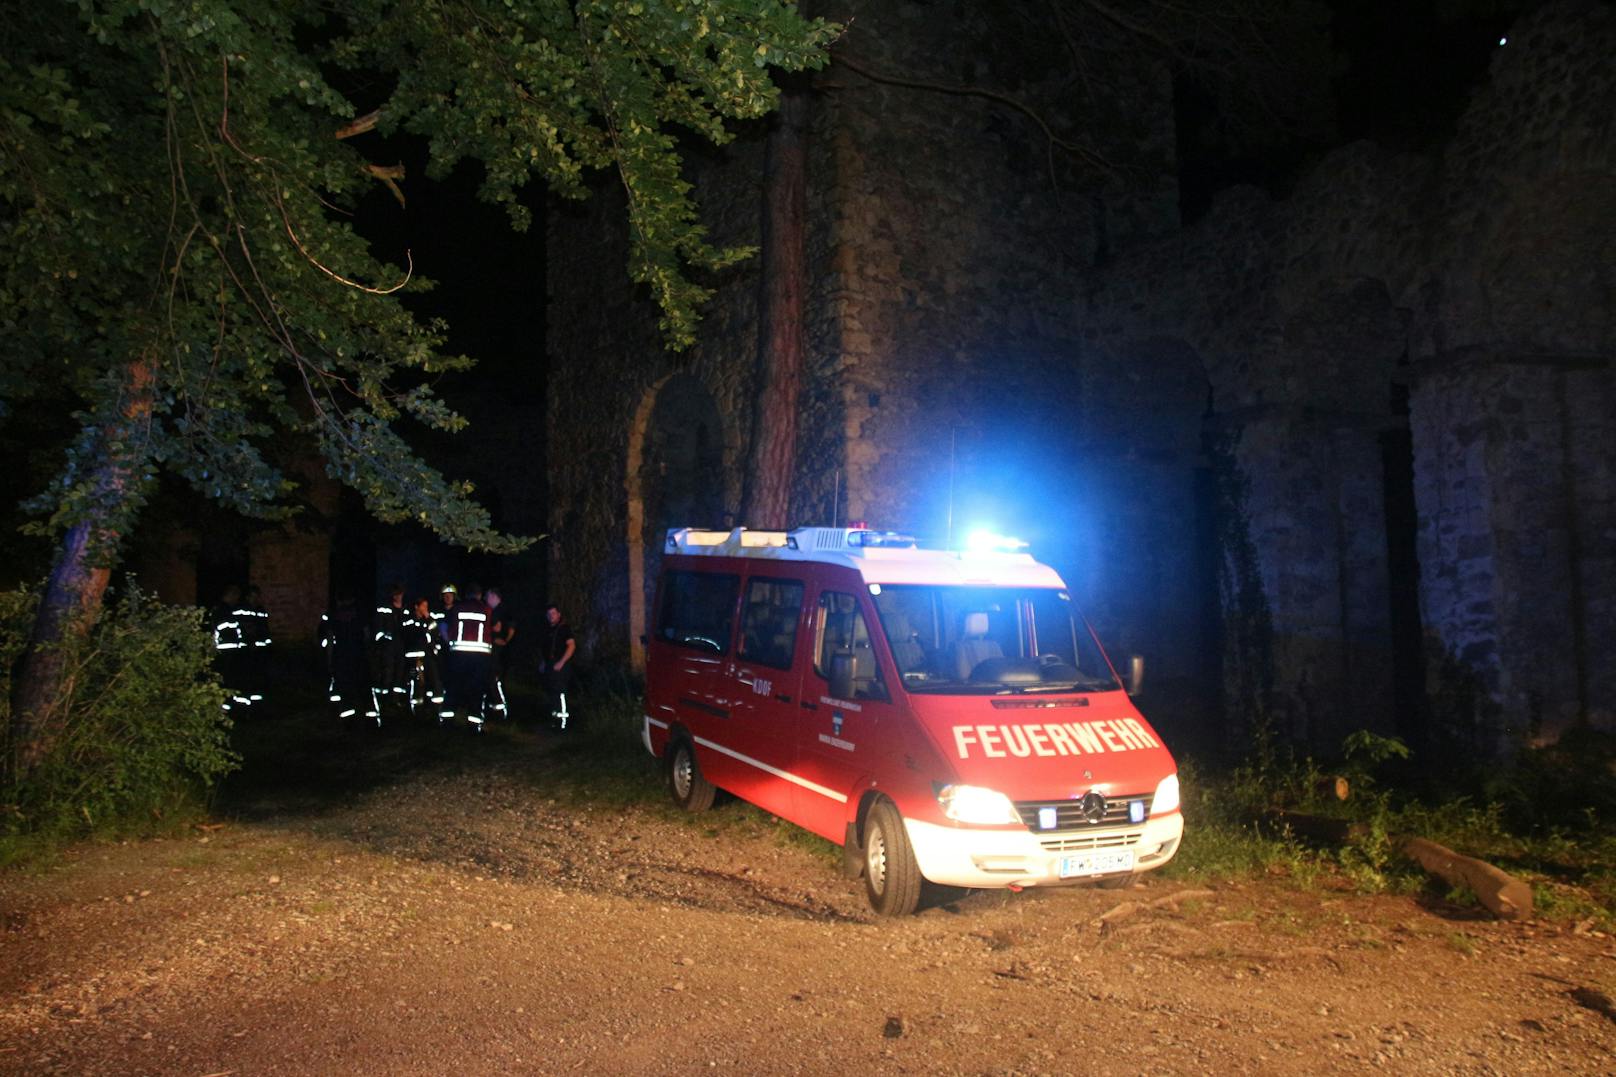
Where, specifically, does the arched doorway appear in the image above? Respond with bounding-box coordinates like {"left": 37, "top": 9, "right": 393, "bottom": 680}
{"left": 625, "top": 374, "right": 725, "bottom": 669}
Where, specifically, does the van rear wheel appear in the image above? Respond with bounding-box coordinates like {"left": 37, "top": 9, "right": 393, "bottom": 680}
{"left": 667, "top": 738, "right": 716, "bottom": 812}
{"left": 863, "top": 800, "right": 921, "bottom": 916}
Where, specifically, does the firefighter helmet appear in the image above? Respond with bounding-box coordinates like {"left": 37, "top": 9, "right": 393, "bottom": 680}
{"left": 440, "top": 582, "right": 457, "bottom": 596}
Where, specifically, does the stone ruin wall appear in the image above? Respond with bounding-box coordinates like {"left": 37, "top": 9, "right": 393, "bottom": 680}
{"left": 130, "top": 462, "right": 340, "bottom": 644}
{"left": 813, "top": 1, "right": 1219, "bottom": 733}
{"left": 1411, "top": 0, "right": 1616, "bottom": 747}
{"left": 818, "top": 0, "right": 1178, "bottom": 535}
{"left": 547, "top": 0, "right": 1613, "bottom": 754}
{"left": 1080, "top": 0, "right": 1615, "bottom": 751}
{"left": 546, "top": 0, "right": 1180, "bottom": 667}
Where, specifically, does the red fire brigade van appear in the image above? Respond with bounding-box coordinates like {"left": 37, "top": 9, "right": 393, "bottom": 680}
{"left": 643, "top": 526, "right": 1183, "bottom": 916}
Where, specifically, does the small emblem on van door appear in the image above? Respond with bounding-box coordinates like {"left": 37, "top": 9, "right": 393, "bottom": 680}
{"left": 1080, "top": 792, "right": 1107, "bottom": 824}
{"left": 832, "top": 712, "right": 844, "bottom": 736}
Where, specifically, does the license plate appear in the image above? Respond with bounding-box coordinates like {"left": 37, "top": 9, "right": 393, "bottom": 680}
{"left": 1059, "top": 849, "right": 1135, "bottom": 878}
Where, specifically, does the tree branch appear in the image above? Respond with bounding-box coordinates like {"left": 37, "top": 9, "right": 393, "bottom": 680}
{"left": 366, "top": 162, "right": 407, "bottom": 207}
{"left": 830, "top": 50, "right": 1117, "bottom": 181}
{"left": 334, "top": 110, "right": 381, "bottom": 140}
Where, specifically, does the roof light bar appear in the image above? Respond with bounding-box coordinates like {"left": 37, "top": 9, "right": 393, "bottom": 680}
{"left": 847, "top": 529, "right": 918, "bottom": 549}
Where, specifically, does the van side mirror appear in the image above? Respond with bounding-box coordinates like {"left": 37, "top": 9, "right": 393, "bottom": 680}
{"left": 829, "top": 653, "right": 855, "bottom": 700}
{"left": 1127, "top": 654, "right": 1145, "bottom": 697}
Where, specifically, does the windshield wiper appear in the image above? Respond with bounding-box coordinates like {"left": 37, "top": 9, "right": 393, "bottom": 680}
{"left": 1012, "top": 678, "right": 1120, "bottom": 694}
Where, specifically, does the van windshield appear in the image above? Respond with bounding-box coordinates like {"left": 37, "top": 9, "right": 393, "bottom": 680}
{"left": 869, "top": 585, "right": 1120, "bottom": 694}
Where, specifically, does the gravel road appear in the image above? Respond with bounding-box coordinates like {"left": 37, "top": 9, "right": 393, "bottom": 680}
{"left": 2, "top": 718, "right": 1613, "bottom": 1075}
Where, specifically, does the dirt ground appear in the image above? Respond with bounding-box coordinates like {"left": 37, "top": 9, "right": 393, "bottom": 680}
{"left": 2, "top": 716, "right": 1614, "bottom": 1075}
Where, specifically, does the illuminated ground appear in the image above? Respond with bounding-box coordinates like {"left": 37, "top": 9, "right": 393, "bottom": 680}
{"left": 2, "top": 710, "right": 1613, "bottom": 1074}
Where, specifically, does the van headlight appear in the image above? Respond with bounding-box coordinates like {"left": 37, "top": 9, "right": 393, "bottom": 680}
{"left": 937, "top": 784, "right": 1022, "bottom": 825}
{"left": 1152, "top": 772, "right": 1180, "bottom": 816}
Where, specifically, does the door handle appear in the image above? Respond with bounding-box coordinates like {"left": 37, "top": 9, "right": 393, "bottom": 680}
{"left": 736, "top": 668, "right": 754, "bottom": 688}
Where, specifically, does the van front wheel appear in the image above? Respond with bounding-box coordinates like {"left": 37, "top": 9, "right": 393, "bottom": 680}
{"left": 863, "top": 800, "right": 921, "bottom": 916}
{"left": 667, "top": 738, "right": 716, "bottom": 812}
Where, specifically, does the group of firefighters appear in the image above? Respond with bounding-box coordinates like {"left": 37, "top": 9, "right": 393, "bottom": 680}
{"left": 216, "top": 582, "right": 576, "bottom": 732}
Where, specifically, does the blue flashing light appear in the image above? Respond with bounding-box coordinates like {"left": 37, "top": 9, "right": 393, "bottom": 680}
{"left": 1129, "top": 799, "right": 1146, "bottom": 825}
{"left": 1038, "top": 806, "right": 1058, "bottom": 830}
{"left": 848, "top": 529, "right": 918, "bottom": 548}
{"left": 963, "top": 528, "right": 1029, "bottom": 554}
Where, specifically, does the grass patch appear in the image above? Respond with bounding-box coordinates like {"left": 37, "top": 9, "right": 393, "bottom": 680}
{"left": 1170, "top": 732, "right": 1616, "bottom": 924}
{"left": 0, "top": 832, "right": 69, "bottom": 872}
{"left": 533, "top": 687, "right": 663, "bottom": 806}
{"left": 517, "top": 685, "right": 841, "bottom": 866}
{"left": 1161, "top": 760, "right": 1328, "bottom": 886}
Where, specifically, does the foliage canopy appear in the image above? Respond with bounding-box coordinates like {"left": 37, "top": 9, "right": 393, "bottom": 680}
{"left": 0, "top": 0, "right": 835, "bottom": 554}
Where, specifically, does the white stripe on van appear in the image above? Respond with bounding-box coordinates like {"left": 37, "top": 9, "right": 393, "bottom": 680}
{"left": 692, "top": 735, "right": 849, "bottom": 805}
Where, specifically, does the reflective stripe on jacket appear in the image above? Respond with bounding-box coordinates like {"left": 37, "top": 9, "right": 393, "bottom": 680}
{"left": 449, "top": 608, "right": 493, "bottom": 654}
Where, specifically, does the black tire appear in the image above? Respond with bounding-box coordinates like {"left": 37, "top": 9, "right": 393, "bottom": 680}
{"left": 667, "top": 738, "right": 716, "bottom": 812}
{"left": 863, "top": 800, "right": 922, "bottom": 916}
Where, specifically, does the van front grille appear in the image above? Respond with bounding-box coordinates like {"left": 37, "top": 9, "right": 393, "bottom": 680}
{"left": 1038, "top": 829, "right": 1144, "bottom": 854}
{"left": 1015, "top": 793, "right": 1152, "bottom": 832}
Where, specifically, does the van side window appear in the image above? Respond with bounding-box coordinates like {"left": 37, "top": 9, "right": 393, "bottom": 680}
{"left": 814, "top": 591, "right": 888, "bottom": 701}
{"left": 657, "top": 570, "right": 739, "bottom": 654}
{"left": 738, "top": 578, "right": 804, "bottom": 670}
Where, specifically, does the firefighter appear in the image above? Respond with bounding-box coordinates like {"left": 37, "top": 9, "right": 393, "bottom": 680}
{"left": 402, "top": 595, "right": 446, "bottom": 720}
{"left": 441, "top": 583, "right": 494, "bottom": 730}
{"left": 319, "top": 609, "right": 340, "bottom": 710}
{"left": 238, "top": 585, "right": 271, "bottom": 710}
{"left": 484, "top": 586, "right": 515, "bottom": 720}
{"left": 212, "top": 585, "right": 251, "bottom": 713}
{"left": 434, "top": 582, "right": 457, "bottom": 641}
{"left": 366, "top": 583, "right": 409, "bottom": 723}
{"left": 463, "top": 579, "right": 501, "bottom": 719}
{"left": 322, "top": 597, "right": 368, "bottom": 721}
{"left": 539, "top": 603, "right": 577, "bottom": 730}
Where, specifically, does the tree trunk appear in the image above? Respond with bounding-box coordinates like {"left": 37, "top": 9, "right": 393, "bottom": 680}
{"left": 741, "top": 85, "right": 809, "bottom": 529}
{"left": 9, "top": 355, "right": 155, "bottom": 783}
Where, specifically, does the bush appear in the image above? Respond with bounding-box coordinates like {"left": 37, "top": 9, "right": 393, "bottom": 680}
{"left": 1, "top": 583, "right": 238, "bottom": 849}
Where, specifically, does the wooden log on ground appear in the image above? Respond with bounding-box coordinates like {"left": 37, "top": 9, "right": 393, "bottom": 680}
{"left": 1400, "top": 837, "right": 1534, "bottom": 920}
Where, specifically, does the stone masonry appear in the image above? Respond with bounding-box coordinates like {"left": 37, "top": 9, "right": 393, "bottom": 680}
{"left": 547, "top": 0, "right": 1614, "bottom": 755}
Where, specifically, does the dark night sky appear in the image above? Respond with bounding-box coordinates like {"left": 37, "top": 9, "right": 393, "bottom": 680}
{"left": 351, "top": 142, "right": 546, "bottom": 399}
{"left": 1177, "top": 0, "right": 1526, "bottom": 219}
